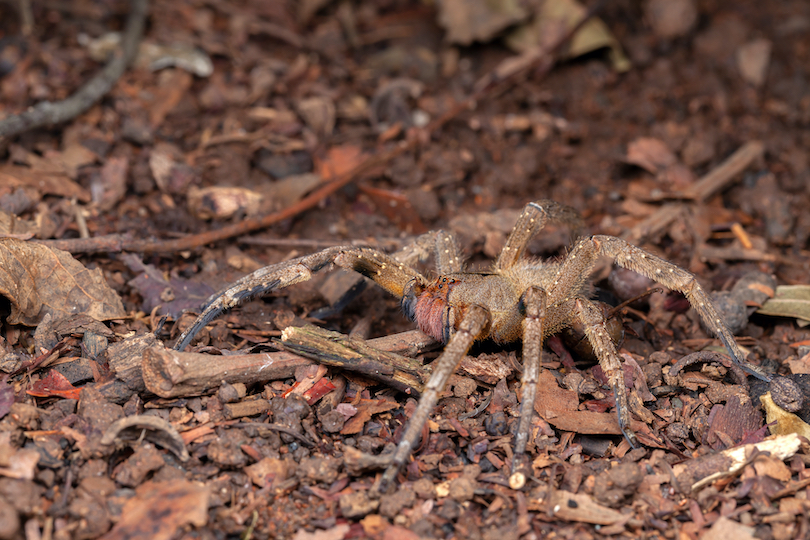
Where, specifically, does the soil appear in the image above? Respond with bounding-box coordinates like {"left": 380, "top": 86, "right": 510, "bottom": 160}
{"left": 1, "top": 0, "right": 810, "bottom": 539}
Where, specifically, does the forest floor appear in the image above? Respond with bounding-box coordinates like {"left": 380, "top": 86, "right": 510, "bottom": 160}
{"left": 1, "top": 0, "right": 810, "bottom": 539}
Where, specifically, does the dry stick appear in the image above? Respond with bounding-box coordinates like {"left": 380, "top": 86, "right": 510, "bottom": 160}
{"left": 0, "top": 0, "right": 149, "bottom": 138}
{"left": 621, "top": 141, "right": 764, "bottom": 244}
{"left": 141, "top": 328, "right": 435, "bottom": 398}
{"left": 278, "top": 325, "right": 435, "bottom": 395}
{"left": 38, "top": 3, "right": 604, "bottom": 256}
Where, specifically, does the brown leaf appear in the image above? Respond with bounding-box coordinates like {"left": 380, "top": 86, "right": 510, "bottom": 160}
{"left": 0, "top": 164, "right": 91, "bottom": 202}
{"left": 94, "top": 156, "right": 129, "bottom": 212}
{"left": 0, "top": 432, "right": 39, "bottom": 480}
{"left": 27, "top": 370, "right": 82, "bottom": 400}
{"left": 438, "top": 0, "right": 528, "bottom": 46}
{"left": 100, "top": 480, "right": 209, "bottom": 540}
{"left": 359, "top": 185, "right": 427, "bottom": 234}
{"left": 315, "top": 145, "right": 364, "bottom": 182}
{"left": 625, "top": 137, "right": 678, "bottom": 174}
{"left": 122, "top": 253, "right": 214, "bottom": 318}
{"left": 340, "top": 398, "right": 399, "bottom": 435}
{"left": 0, "top": 209, "right": 37, "bottom": 239}
{"left": 544, "top": 489, "right": 626, "bottom": 525}
{"left": 0, "top": 238, "right": 126, "bottom": 325}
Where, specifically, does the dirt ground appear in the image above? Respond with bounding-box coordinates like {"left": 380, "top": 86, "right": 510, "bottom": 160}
{"left": 1, "top": 0, "right": 810, "bottom": 539}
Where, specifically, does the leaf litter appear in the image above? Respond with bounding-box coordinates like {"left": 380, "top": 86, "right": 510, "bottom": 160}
{"left": 0, "top": 0, "right": 810, "bottom": 539}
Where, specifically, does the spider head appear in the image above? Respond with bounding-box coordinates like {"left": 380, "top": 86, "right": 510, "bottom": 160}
{"left": 405, "top": 276, "right": 460, "bottom": 343}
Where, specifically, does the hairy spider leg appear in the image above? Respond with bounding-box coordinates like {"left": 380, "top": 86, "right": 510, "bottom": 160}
{"left": 174, "top": 246, "right": 427, "bottom": 351}
{"left": 573, "top": 296, "right": 638, "bottom": 447}
{"left": 496, "top": 199, "right": 584, "bottom": 271}
{"left": 375, "top": 304, "right": 490, "bottom": 494}
{"left": 511, "top": 286, "right": 546, "bottom": 484}
{"left": 583, "top": 235, "right": 771, "bottom": 383}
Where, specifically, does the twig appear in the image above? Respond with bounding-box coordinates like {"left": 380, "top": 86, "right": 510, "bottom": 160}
{"left": 278, "top": 325, "right": 435, "bottom": 395}
{"left": 0, "top": 0, "right": 148, "bottom": 138}
{"left": 37, "top": 3, "right": 603, "bottom": 255}
{"left": 621, "top": 141, "right": 764, "bottom": 243}
{"left": 141, "top": 328, "right": 435, "bottom": 398}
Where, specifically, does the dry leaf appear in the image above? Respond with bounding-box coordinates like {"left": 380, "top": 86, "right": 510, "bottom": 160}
{"left": 94, "top": 156, "right": 129, "bottom": 212}
{"left": 0, "top": 164, "right": 90, "bottom": 202}
{"left": 100, "top": 480, "right": 209, "bottom": 540}
{"left": 737, "top": 39, "right": 772, "bottom": 87}
{"left": 186, "top": 186, "right": 263, "bottom": 220}
{"left": 0, "top": 209, "right": 37, "bottom": 239}
{"left": 545, "top": 489, "right": 626, "bottom": 525}
{"left": 359, "top": 185, "right": 427, "bottom": 234}
{"left": 505, "top": 0, "right": 630, "bottom": 72}
{"left": 0, "top": 238, "right": 126, "bottom": 326}
{"left": 122, "top": 253, "right": 214, "bottom": 319}
{"left": 756, "top": 285, "right": 810, "bottom": 325}
{"left": 760, "top": 392, "right": 810, "bottom": 439}
{"left": 315, "top": 145, "right": 364, "bottom": 182}
{"left": 27, "top": 370, "right": 83, "bottom": 400}
{"left": 702, "top": 516, "right": 756, "bottom": 540}
{"left": 626, "top": 137, "right": 678, "bottom": 174}
{"left": 0, "top": 432, "right": 39, "bottom": 480}
{"left": 438, "top": 0, "right": 528, "bottom": 46}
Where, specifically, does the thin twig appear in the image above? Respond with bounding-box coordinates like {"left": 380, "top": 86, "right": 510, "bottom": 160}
{"left": 621, "top": 141, "right": 764, "bottom": 244}
{"left": 0, "top": 0, "right": 149, "bottom": 138}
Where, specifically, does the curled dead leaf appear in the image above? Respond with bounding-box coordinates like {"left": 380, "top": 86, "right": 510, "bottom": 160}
{"left": 101, "top": 414, "right": 190, "bottom": 461}
{"left": 0, "top": 238, "right": 126, "bottom": 326}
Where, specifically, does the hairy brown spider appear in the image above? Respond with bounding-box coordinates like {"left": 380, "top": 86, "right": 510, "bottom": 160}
{"left": 174, "top": 200, "right": 770, "bottom": 492}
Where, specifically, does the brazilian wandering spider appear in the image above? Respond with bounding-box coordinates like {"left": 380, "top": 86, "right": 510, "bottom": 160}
{"left": 174, "top": 200, "right": 770, "bottom": 492}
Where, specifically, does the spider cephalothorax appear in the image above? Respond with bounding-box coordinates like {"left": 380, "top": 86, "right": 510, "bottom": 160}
{"left": 174, "top": 200, "right": 770, "bottom": 492}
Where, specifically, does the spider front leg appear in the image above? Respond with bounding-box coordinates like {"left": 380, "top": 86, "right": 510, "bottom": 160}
{"left": 174, "top": 247, "right": 345, "bottom": 351}
{"left": 509, "top": 286, "right": 546, "bottom": 489}
{"left": 375, "top": 304, "right": 490, "bottom": 494}
{"left": 174, "top": 246, "right": 427, "bottom": 351}
{"left": 496, "top": 200, "right": 583, "bottom": 271}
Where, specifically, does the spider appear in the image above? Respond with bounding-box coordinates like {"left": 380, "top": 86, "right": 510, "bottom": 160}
{"left": 174, "top": 200, "right": 770, "bottom": 492}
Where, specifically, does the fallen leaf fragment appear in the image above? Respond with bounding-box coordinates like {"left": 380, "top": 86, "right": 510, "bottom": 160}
{"left": 0, "top": 376, "right": 12, "bottom": 420}
{"left": 438, "top": 0, "right": 528, "bottom": 46}
{"left": 315, "top": 145, "right": 364, "bottom": 182}
{"left": 0, "top": 209, "right": 38, "bottom": 239}
{"left": 701, "top": 516, "right": 756, "bottom": 540}
{"left": 505, "top": 0, "right": 630, "bottom": 72}
{"left": 99, "top": 480, "right": 209, "bottom": 540}
{"left": 737, "top": 39, "right": 772, "bottom": 87}
{"left": 533, "top": 369, "right": 621, "bottom": 435}
{"left": 340, "top": 398, "right": 399, "bottom": 435}
{"left": 82, "top": 32, "right": 214, "bottom": 76}
{"left": 644, "top": 0, "right": 697, "bottom": 39}
{"left": 244, "top": 457, "right": 291, "bottom": 488}
{"left": 757, "top": 285, "right": 810, "bottom": 325}
{"left": 187, "top": 186, "right": 263, "bottom": 220}
{"left": 0, "top": 238, "right": 126, "bottom": 325}
{"left": 122, "top": 253, "right": 214, "bottom": 318}
{"left": 0, "top": 432, "right": 39, "bottom": 480}
{"left": 27, "top": 370, "right": 82, "bottom": 400}
{"left": 760, "top": 392, "right": 810, "bottom": 440}
{"left": 101, "top": 414, "right": 190, "bottom": 461}
{"left": 545, "top": 489, "right": 626, "bottom": 525}
{"left": 672, "top": 432, "right": 801, "bottom": 492}
{"left": 626, "top": 137, "right": 677, "bottom": 174}
{"left": 359, "top": 185, "right": 427, "bottom": 234}
{"left": 0, "top": 165, "right": 90, "bottom": 201}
